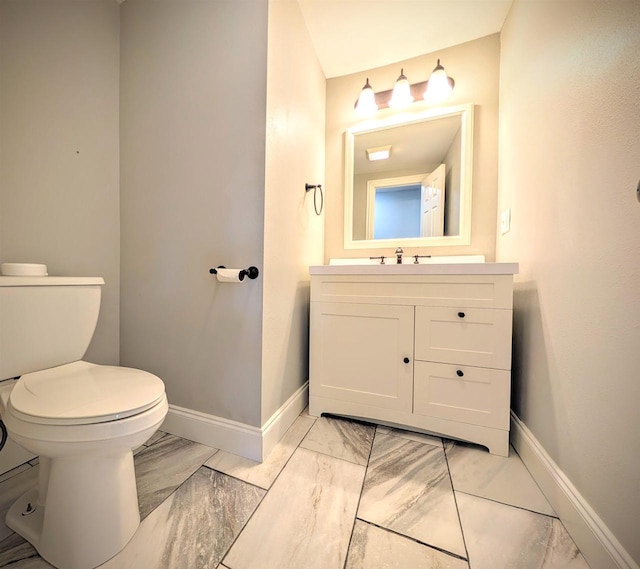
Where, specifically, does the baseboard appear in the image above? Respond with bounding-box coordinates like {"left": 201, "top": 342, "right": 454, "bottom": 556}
{"left": 161, "top": 405, "right": 263, "bottom": 461}
{"left": 161, "top": 381, "right": 309, "bottom": 463}
{"left": 261, "top": 381, "right": 309, "bottom": 459}
{"left": 510, "top": 411, "right": 638, "bottom": 569}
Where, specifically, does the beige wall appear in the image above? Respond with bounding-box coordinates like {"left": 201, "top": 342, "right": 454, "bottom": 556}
{"left": 119, "top": 0, "right": 268, "bottom": 427}
{"left": 0, "top": 0, "right": 121, "bottom": 365}
{"left": 498, "top": 1, "right": 640, "bottom": 564}
{"left": 325, "top": 34, "right": 500, "bottom": 261}
{"left": 261, "top": 0, "right": 325, "bottom": 423}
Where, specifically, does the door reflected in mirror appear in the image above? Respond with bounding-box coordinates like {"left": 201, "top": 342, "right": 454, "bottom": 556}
{"left": 345, "top": 104, "right": 473, "bottom": 249}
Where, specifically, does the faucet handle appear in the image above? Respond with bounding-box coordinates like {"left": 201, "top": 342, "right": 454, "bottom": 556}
{"left": 413, "top": 254, "right": 432, "bottom": 264}
{"left": 394, "top": 247, "right": 404, "bottom": 264}
{"left": 370, "top": 255, "right": 386, "bottom": 264}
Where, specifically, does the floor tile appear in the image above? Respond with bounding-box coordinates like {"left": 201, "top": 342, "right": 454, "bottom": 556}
{"left": 0, "top": 466, "right": 39, "bottom": 542}
{"left": 299, "top": 415, "right": 375, "bottom": 465}
{"left": 346, "top": 519, "right": 469, "bottom": 569}
{"left": 376, "top": 425, "right": 443, "bottom": 447}
{"left": 101, "top": 467, "right": 264, "bottom": 569}
{"left": 358, "top": 432, "right": 466, "bottom": 558}
{"left": 0, "top": 415, "right": 592, "bottom": 569}
{"left": 445, "top": 441, "right": 555, "bottom": 516}
{"left": 456, "top": 492, "right": 590, "bottom": 569}
{"left": 135, "top": 434, "right": 218, "bottom": 519}
{"left": 0, "top": 533, "right": 53, "bottom": 568}
{"left": 223, "top": 447, "right": 366, "bottom": 569}
{"left": 205, "top": 414, "right": 315, "bottom": 489}
{"left": 144, "top": 430, "right": 167, "bottom": 447}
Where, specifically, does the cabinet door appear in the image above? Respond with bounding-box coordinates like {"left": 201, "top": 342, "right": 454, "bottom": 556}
{"left": 414, "top": 306, "right": 512, "bottom": 370}
{"left": 414, "top": 361, "right": 511, "bottom": 429}
{"left": 310, "top": 302, "right": 414, "bottom": 412}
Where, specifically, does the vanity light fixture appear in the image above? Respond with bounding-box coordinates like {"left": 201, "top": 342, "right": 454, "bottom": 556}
{"left": 366, "top": 145, "right": 392, "bottom": 161}
{"left": 355, "top": 78, "right": 378, "bottom": 116}
{"left": 388, "top": 68, "right": 413, "bottom": 109}
{"left": 353, "top": 60, "right": 455, "bottom": 114}
{"left": 424, "top": 59, "right": 455, "bottom": 102}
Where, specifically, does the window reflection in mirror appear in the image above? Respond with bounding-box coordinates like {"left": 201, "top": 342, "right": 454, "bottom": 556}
{"left": 344, "top": 104, "right": 473, "bottom": 250}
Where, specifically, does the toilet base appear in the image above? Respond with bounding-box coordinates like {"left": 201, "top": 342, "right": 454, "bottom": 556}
{"left": 6, "top": 451, "right": 140, "bottom": 569}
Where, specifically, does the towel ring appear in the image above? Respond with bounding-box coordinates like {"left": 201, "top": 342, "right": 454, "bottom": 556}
{"left": 305, "top": 183, "right": 323, "bottom": 216}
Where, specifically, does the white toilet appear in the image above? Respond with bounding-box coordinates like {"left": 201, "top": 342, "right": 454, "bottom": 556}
{"left": 0, "top": 268, "right": 168, "bottom": 569}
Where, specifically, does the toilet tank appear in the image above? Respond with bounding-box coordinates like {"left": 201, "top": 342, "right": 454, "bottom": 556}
{"left": 0, "top": 276, "right": 104, "bottom": 381}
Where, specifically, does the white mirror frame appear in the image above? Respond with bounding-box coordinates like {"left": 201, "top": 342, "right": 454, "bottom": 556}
{"left": 344, "top": 103, "right": 474, "bottom": 250}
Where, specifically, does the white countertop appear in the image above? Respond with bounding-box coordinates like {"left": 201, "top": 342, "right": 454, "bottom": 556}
{"left": 309, "top": 262, "right": 519, "bottom": 276}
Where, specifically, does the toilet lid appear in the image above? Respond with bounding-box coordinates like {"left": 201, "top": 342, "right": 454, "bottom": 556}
{"left": 8, "top": 361, "right": 166, "bottom": 426}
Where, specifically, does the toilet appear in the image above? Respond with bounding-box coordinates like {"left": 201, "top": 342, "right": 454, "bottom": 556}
{"left": 0, "top": 267, "right": 168, "bottom": 569}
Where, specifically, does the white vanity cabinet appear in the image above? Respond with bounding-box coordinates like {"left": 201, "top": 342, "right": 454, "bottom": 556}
{"left": 309, "top": 263, "right": 518, "bottom": 456}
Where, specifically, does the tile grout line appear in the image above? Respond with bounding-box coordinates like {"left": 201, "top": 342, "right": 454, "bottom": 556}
{"left": 356, "top": 517, "right": 469, "bottom": 562}
{"left": 356, "top": 430, "right": 471, "bottom": 564}
{"left": 200, "top": 464, "right": 269, "bottom": 493}
{"left": 341, "top": 424, "right": 377, "bottom": 569}
{"left": 219, "top": 411, "right": 318, "bottom": 568}
{"left": 137, "top": 445, "right": 220, "bottom": 522}
{"left": 453, "top": 489, "right": 560, "bottom": 519}
{"left": 443, "top": 439, "right": 472, "bottom": 566}
{"left": 211, "top": 468, "right": 272, "bottom": 569}
{"left": 203, "top": 412, "right": 318, "bottom": 492}
{"left": 508, "top": 442, "right": 559, "bottom": 517}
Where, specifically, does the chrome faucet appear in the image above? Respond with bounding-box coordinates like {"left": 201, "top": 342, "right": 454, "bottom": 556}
{"left": 395, "top": 247, "right": 403, "bottom": 264}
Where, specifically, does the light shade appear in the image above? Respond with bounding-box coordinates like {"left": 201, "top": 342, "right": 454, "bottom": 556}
{"left": 366, "top": 145, "right": 391, "bottom": 161}
{"left": 389, "top": 68, "right": 413, "bottom": 109}
{"left": 424, "top": 59, "right": 455, "bottom": 103}
{"left": 355, "top": 78, "right": 378, "bottom": 116}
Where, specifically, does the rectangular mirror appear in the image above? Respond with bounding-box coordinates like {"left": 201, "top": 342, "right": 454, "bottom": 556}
{"left": 344, "top": 104, "right": 474, "bottom": 249}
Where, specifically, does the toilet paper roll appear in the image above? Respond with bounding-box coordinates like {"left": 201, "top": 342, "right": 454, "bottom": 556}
{"left": 216, "top": 268, "right": 245, "bottom": 283}
{"left": 1, "top": 263, "right": 48, "bottom": 276}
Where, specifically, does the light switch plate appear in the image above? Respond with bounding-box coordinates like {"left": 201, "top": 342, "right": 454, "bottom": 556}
{"left": 500, "top": 208, "right": 511, "bottom": 235}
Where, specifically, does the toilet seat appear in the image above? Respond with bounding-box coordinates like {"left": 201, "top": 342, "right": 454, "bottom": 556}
{"left": 8, "top": 361, "right": 165, "bottom": 426}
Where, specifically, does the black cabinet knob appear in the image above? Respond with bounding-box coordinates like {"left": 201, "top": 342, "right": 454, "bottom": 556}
{"left": 457, "top": 312, "right": 465, "bottom": 318}
{"left": 403, "top": 357, "right": 410, "bottom": 364}
{"left": 456, "top": 369, "right": 464, "bottom": 377}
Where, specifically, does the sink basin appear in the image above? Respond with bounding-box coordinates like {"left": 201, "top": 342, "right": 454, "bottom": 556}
{"left": 329, "top": 255, "right": 486, "bottom": 265}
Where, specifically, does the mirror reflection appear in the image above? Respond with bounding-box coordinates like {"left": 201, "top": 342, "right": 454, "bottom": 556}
{"left": 345, "top": 104, "right": 473, "bottom": 249}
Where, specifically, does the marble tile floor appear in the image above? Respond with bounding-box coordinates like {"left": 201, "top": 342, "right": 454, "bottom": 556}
{"left": 0, "top": 410, "right": 591, "bottom": 569}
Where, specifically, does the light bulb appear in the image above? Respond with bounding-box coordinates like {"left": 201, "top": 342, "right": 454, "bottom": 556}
{"left": 355, "top": 78, "right": 378, "bottom": 116}
{"left": 424, "top": 59, "right": 454, "bottom": 103}
{"left": 389, "top": 68, "right": 413, "bottom": 109}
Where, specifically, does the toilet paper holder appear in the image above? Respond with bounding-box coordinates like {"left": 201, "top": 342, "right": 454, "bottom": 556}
{"left": 209, "top": 265, "right": 260, "bottom": 280}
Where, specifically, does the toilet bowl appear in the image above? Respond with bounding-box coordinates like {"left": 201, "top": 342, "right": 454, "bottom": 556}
{"left": 0, "top": 271, "right": 169, "bottom": 569}
{"left": 2, "top": 362, "right": 168, "bottom": 569}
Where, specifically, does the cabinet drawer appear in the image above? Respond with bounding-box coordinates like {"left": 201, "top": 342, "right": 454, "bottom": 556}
{"left": 311, "top": 274, "right": 514, "bottom": 309}
{"left": 414, "top": 362, "right": 511, "bottom": 429}
{"left": 310, "top": 302, "right": 414, "bottom": 412}
{"left": 414, "top": 306, "right": 512, "bottom": 370}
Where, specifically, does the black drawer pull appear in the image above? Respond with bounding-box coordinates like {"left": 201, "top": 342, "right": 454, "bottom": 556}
{"left": 457, "top": 312, "right": 466, "bottom": 318}
{"left": 456, "top": 369, "right": 464, "bottom": 377}
{"left": 403, "top": 357, "right": 410, "bottom": 364}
